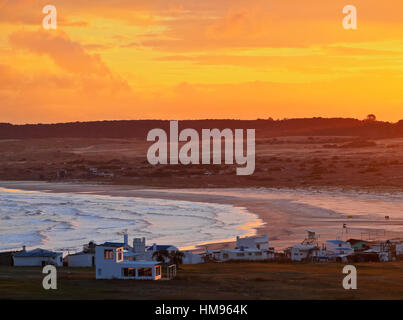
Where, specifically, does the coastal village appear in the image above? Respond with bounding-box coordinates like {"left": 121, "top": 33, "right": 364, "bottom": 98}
{"left": 1, "top": 231, "right": 403, "bottom": 281}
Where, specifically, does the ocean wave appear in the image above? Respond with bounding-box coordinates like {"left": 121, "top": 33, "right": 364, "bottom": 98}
{"left": 0, "top": 188, "right": 261, "bottom": 251}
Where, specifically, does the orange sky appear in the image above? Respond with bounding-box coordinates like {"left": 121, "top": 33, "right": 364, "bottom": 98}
{"left": 0, "top": 0, "right": 403, "bottom": 124}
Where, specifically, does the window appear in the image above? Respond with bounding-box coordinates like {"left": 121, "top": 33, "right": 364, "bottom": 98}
{"left": 117, "top": 249, "right": 123, "bottom": 261}
{"left": 223, "top": 253, "right": 229, "bottom": 259}
{"left": 138, "top": 268, "right": 152, "bottom": 277}
{"left": 122, "top": 268, "right": 136, "bottom": 277}
{"left": 155, "top": 266, "right": 161, "bottom": 276}
{"left": 256, "top": 244, "right": 260, "bottom": 249}
{"left": 255, "top": 252, "right": 262, "bottom": 256}
{"left": 104, "top": 249, "right": 113, "bottom": 260}
{"left": 248, "top": 252, "right": 252, "bottom": 256}
{"left": 236, "top": 253, "right": 245, "bottom": 257}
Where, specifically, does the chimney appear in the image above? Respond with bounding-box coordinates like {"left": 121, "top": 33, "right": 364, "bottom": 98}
{"left": 22, "top": 245, "right": 26, "bottom": 252}
{"left": 124, "top": 233, "right": 128, "bottom": 246}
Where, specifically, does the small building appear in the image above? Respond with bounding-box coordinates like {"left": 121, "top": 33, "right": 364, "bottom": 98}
{"left": 67, "top": 252, "right": 95, "bottom": 267}
{"left": 95, "top": 243, "right": 161, "bottom": 280}
{"left": 364, "top": 240, "right": 395, "bottom": 262}
{"left": 290, "top": 244, "right": 321, "bottom": 262}
{"left": 13, "top": 248, "right": 63, "bottom": 267}
{"left": 216, "top": 248, "right": 275, "bottom": 262}
{"left": 347, "top": 239, "right": 370, "bottom": 252}
{"left": 66, "top": 241, "right": 96, "bottom": 267}
{"left": 288, "top": 230, "right": 321, "bottom": 262}
{"left": 205, "top": 234, "right": 274, "bottom": 262}
{"left": 325, "top": 238, "right": 354, "bottom": 256}
{"left": 236, "top": 235, "right": 269, "bottom": 250}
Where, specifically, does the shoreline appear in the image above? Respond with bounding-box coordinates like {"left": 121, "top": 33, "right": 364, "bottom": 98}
{"left": 1, "top": 180, "right": 403, "bottom": 252}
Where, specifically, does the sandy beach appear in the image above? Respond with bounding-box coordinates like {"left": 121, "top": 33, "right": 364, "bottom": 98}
{"left": 1, "top": 181, "right": 402, "bottom": 251}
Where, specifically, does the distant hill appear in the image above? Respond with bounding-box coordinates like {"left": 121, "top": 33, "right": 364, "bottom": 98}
{"left": 0, "top": 118, "right": 403, "bottom": 139}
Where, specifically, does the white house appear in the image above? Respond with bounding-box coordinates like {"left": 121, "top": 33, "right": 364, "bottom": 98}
{"left": 67, "top": 252, "right": 94, "bottom": 267}
{"left": 95, "top": 243, "right": 161, "bottom": 280}
{"left": 290, "top": 244, "right": 321, "bottom": 262}
{"left": 13, "top": 248, "right": 63, "bottom": 267}
{"left": 325, "top": 238, "right": 354, "bottom": 256}
{"left": 214, "top": 248, "right": 274, "bottom": 261}
{"left": 236, "top": 235, "right": 269, "bottom": 250}
{"left": 206, "top": 234, "right": 274, "bottom": 262}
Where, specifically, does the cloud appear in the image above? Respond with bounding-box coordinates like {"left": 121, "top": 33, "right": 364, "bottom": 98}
{"left": 8, "top": 29, "right": 114, "bottom": 76}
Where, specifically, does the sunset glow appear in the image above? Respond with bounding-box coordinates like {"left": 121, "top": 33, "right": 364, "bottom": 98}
{"left": 1, "top": 0, "right": 403, "bottom": 123}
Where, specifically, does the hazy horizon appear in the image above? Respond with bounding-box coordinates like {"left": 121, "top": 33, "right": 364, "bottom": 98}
{"left": 2, "top": 115, "right": 402, "bottom": 126}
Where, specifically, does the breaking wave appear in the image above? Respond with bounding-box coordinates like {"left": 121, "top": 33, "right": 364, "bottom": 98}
{"left": 0, "top": 188, "right": 262, "bottom": 252}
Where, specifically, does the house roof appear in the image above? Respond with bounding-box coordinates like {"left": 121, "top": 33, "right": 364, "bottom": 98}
{"left": 146, "top": 245, "right": 175, "bottom": 251}
{"left": 327, "top": 240, "right": 346, "bottom": 244}
{"left": 347, "top": 239, "right": 368, "bottom": 245}
{"left": 14, "top": 248, "right": 61, "bottom": 258}
{"left": 101, "top": 242, "right": 125, "bottom": 247}
{"left": 68, "top": 251, "right": 94, "bottom": 257}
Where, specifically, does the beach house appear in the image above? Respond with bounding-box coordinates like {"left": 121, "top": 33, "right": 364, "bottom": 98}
{"left": 363, "top": 240, "right": 395, "bottom": 262}
{"left": 236, "top": 235, "right": 269, "bottom": 250}
{"left": 13, "top": 248, "right": 63, "bottom": 267}
{"left": 290, "top": 244, "right": 321, "bottom": 262}
{"left": 214, "top": 247, "right": 275, "bottom": 261}
{"left": 288, "top": 230, "right": 321, "bottom": 262}
{"left": 66, "top": 241, "right": 96, "bottom": 267}
{"left": 208, "top": 234, "right": 274, "bottom": 262}
{"left": 67, "top": 251, "right": 95, "bottom": 267}
{"left": 95, "top": 242, "right": 162, "bottom": 280}
{"left": 346, "top": 239, "right": 370, "bottom": 252}
{"left": 326, "top": 237, "right": 354, "bottom": 256}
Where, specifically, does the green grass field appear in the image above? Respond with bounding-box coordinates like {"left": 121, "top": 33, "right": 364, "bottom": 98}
{"left": 0, "top": 261, "right": 402, "bottom": 300}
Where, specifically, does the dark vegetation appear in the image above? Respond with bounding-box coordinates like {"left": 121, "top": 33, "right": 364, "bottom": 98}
{"left": 1, "top": 118, "right": 403, "bottom": 139}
